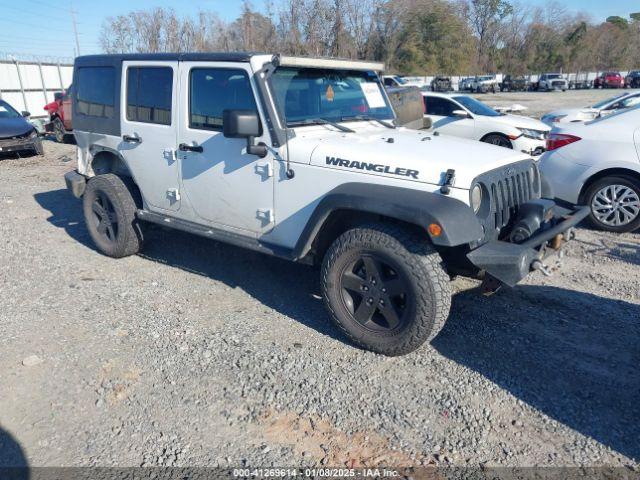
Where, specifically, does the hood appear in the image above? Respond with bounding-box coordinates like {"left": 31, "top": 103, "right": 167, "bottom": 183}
{"left": 0, "top": 116, "right": 33, "bottom": 139}
{"left": 289, "top": 123, "right": 531, "bottom": 190}
{"left": 488, "top": 113, "right": 550, "bottom": 131}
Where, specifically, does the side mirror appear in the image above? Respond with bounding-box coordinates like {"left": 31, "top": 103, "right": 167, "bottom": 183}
{"left": 423, "top": 117, "right": 433, "bottom": 129}
{"left": 223, "top": 109, "right": 262, "bottom": 138}
{"left": 223, "top": 109, "right": 267, "bottom": 158}
{"left": 452, "top": 109, "right": 469, "bottom": 118}
{"left": 21, "top": 111, "right": 30, "bottom": 117}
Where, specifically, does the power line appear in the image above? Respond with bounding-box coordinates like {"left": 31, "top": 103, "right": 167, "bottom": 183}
{"left": 0, "top": 17, "right": 83, "bottom": 34}
{"left": 1, "top": 3, "right": 70, "bottom": 22}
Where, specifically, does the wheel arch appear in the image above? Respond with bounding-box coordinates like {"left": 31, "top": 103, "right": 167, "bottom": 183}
{"left": 480, "top": 131, "right": 511, "bottom": 143}
{"left": 90, "top": 149, "right": 134, "bottom": 179}
{"left": 302, "top": 209, "right": 425, "bottom": 265}
{"left": 578, "top": 167, "right": 640, "bottom": 203}
{"left": 291, "top": 183, "right": 484, "bottom": 264}
{"left": 88, "top": 149, "right": 143, "bottom": 206}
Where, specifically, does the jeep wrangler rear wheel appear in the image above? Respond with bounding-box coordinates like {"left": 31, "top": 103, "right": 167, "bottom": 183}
{"left": 83, "top": 174, "right": 144, "bottom": 258}
{"left": 321, "top": 223, "right": 451, "bottom": 356}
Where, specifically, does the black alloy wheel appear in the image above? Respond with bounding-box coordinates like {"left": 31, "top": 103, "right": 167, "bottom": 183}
{"left": 91, "top": 191, "right": 119, "bottom": 244}
{"left": 339, "top": 253, "right": 412, "bottom": 333}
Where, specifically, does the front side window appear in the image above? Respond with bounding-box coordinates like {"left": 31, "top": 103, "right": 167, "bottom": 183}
{"left": 77, "top": 67, "right": 115, "bottom": 118}
{"left": 127, "top": 67, "right": 173, "bottom": 125}
{"left": 189, "top": 68, "right": 257, "bottom": 131}
{"left": 269, "top": 67, "right": 393, "bottom": 126}
{"left": 423, "top": 96, "right": 458, "bottom": 117}
{"left": 453, "top": 96, "right": 501, "bottom": 117}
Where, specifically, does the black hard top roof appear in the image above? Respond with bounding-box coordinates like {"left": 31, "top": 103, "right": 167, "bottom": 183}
{"left": 75, "top": 52, "right": 266, "bottom": 66}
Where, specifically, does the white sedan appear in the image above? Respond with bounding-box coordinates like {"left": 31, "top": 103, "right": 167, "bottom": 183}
{"left": 422, "top": 92, "right": 550, "bottom": 156}
{"left": 541, "top": 91, "right": 640, "bottom": 126}
{"left": 539, "top": 105, "right": 640, "bottom": 233}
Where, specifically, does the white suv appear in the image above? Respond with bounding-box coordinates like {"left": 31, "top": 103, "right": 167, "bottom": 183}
{"left": 64, "top": 53, "right": 587, "bottom": 355}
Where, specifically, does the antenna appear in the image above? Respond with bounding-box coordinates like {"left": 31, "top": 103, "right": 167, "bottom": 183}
{"left": 70, "top": 2, "right": 80, "bottom": 56}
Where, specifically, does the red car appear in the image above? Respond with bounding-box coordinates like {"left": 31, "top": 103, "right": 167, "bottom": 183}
{"left": 594, "top": 72, "right": 624, "bottom": 89}
{"left": 44, "top": 85, "right": 73, "bottom": 142}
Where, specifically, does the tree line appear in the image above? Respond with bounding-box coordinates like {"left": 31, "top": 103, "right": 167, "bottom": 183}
{"left": 99, "top": 0, "right": 640, "bottom": 75}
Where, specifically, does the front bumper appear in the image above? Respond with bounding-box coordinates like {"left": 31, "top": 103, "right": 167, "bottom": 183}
{"left": 466, "top": 203, "right": 590, "bottom": 287}
{"left": 0, "top": 136, "right": 38, "bottom": 153}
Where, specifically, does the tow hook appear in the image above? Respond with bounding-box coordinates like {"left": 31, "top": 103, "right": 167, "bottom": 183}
{"left": 531, "top": 260, "right": 552, "bottom": 277}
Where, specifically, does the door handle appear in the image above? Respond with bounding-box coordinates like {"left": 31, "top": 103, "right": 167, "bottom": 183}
{"left": 178, "top": 143, "right": 203, "bottom": 153}
{"left": 123, "top": 134, "right": 141, "bottom": 143}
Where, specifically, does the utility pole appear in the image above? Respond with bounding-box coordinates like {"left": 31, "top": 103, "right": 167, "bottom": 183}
{"left": 70, "top": 3, "right": 80, "bottom": 56}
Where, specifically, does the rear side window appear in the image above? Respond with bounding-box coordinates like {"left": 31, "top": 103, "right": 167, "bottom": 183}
{"left": 77, "top": 67, "right": 115, "bottom": 118}
{"left": 127, "top": 67, "right": 173, "bottom": 125}
{"left": 189, "top": 68, "right": 256, "bottom": 131}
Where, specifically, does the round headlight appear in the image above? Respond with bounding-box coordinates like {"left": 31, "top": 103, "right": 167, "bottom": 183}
{"left": 471, "top": 184, "right": 482, "bottom": 213}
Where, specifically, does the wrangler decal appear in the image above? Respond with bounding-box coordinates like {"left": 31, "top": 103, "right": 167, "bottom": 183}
{"left": 326, "top": 156, "right": 419, "bottom": 179}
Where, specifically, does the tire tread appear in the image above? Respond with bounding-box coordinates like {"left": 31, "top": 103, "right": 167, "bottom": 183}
{"left": 321, "top": 223, "right": 451, "bottom": 356}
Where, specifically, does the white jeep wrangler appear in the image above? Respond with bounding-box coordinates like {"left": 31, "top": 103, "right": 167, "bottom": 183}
{"left": 64, "top": 53, "right": 588, "bottom": 356}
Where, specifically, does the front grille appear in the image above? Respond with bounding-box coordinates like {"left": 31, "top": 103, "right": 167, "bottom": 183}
{"left": 473, "top": 160, "right": 541, "bottom": 238}
{"left": 489, "top": 169, "right": 536, "bottom": 230}
{"left": 552, "top": 80, "right": 564, "bottom": 87}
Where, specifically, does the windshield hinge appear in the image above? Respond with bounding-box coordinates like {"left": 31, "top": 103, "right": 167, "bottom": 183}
{"left": 440, "top": 169, "right": 456, "bottom": 194}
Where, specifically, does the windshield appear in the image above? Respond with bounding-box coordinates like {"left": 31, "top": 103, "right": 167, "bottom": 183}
{"left": 269, "top": 67, "right": 394, "bottom": 126}
{"left": 547, "top": 74, "right": 562, "bottom": 79}
{"left": 452, "top": 95, "right": 501, "bottom": 117}
{"left": 393, "top": 76, "right": 407, "bottom": 85}
{"left": 0, "top": 101, "right": 21, "bottom": 119}
{"left": 591, "top": 93, "right": 626, "bottom": 109}
{"left": 478, "top": 76, "right": 493, "bottom": 81}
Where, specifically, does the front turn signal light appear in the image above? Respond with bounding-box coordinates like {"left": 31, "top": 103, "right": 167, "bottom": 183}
{"left": 428, "top": 223, "right": 442, "bottom": 237}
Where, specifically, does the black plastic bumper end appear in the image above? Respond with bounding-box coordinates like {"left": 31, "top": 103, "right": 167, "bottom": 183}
{"left": 64, "top": 170, "right": 86, "bottom": 198}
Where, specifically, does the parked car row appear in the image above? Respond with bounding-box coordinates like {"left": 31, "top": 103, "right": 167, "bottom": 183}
{"left": 389, "top": 70, "right": 640, "bottom": 93}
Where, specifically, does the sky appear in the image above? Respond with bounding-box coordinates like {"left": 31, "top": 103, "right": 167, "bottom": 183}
{"left": 0, "top": 0, "right": 638, "bottom": 61}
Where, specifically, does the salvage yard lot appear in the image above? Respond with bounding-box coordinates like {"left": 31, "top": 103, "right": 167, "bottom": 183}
{"left": 0, "top": 90, "right": 639, "bottom": 468}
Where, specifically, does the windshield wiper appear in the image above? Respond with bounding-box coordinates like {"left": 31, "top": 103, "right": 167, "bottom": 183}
{"left": 341, "top": 115, "right": 396, "bottom": 129}
{"left": 288, "top": 118, "right": 354, "bottom": 133}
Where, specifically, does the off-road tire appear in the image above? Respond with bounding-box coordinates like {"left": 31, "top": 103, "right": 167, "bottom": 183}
{"left": 583, "top": 175, "right": 640, "bottom": 233}
{"left": 83, "top": 174, "right": 144, "bottom": 257}
{"left": 321, "top": 223, "right": 451, "bottom": 356}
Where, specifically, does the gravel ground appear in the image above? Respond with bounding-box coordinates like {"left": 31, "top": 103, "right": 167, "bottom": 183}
{"left": 1, "top": 92, "right": 639, "bottom": 470}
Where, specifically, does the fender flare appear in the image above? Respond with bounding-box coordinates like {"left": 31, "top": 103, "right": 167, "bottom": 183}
{"left": 292, "top": 183, "right": 485, "bottom": 259}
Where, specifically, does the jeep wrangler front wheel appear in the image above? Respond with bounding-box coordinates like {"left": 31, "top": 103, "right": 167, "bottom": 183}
{"left": 83, "top": 174, "right": 144, "bottom": 258}
{"left": 321, "top": 223, "right": 451, "bottom": 356}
